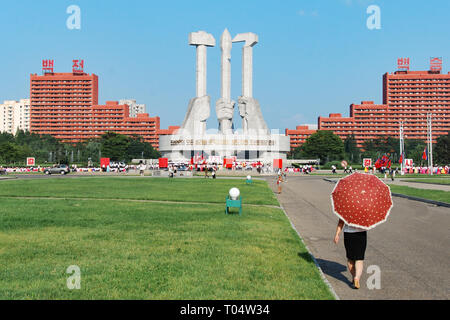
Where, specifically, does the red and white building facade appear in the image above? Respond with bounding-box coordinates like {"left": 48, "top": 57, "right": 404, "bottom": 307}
{"left": 29, "top": 60, "right": 177, "bottom": 149}
{"left": 286, "top": 58, "right": 450, "bottom": 150}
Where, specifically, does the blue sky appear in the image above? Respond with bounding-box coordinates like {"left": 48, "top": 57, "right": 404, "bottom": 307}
{"left": 0, "top": 0, "right": 448, "bottom": 130}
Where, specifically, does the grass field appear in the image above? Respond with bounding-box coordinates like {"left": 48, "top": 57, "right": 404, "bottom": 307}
{"left": 0, "top": 177, "right": 334, "bottom": 299}
{"left": 407, "top": 179, "right": 450, "bottom": 185}
{"left": 389, "top": 185, "right": 450, "bottom": 204}
{"left": 0, "top": 177, "right": 279, "bottom": 206}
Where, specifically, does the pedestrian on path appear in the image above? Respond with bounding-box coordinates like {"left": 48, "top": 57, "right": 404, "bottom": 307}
{"left": 276, "top": 175, "right": 283, "bottom": 194}
{"left": 389, "top": 167, "right": 395, "bottom": 181}
{"left": 139, "top": 162, "right": 145, "bottom": 177}
{"left": 334, "top": 219, "right": 367, "bottom": 289}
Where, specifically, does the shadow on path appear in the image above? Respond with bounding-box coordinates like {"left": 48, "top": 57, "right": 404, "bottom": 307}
{"left": 313, "top": 257, "right": 354, "bottom": 288}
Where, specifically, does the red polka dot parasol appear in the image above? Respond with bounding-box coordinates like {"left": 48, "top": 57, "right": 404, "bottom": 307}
{"left": 331, "top": 172, "right": 393, "bottom": 230}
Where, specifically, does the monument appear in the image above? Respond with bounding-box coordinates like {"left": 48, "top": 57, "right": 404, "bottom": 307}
{"left": 216, "top": 28, "right": 234, "bottom": 135}
{"left": 159, "top": 29, "right": 290, "bottom": 163}
{"left": 178, "top": 31, "right": 215, "bottom": 136}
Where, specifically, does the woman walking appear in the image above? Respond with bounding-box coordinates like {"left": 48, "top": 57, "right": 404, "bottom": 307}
{"left": 276, "top": 175, "right": 283, "bottom": 194}
{"left": 331, "top": 172, "right": 393, "bottom": 290}
{"left": 334, "top": 219, "right": 367, "bottom": 289}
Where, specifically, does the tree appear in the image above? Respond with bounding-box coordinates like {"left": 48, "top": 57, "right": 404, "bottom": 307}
{"left": 404, "top": 139, "right": 426, "bottom": 165}
{"left": 127, "top": 135, "right": 161, "bottom": 160}
{"left": 83, "top": 140, "right": 101, "bottom": 163}
{"left": 434, "top": 132, "right": 450, "bottom": 165}
{"left": 344, "top": 134, "right": 360, "bottom": 163}
{"left": 297, "top": 130, "right": 344, "bottom": 163}
{"left": 99, "top": 132, "right": 130, "bottom": 161}
{"left": 361, "top": 136, "right": 400, "bottom": 163}
{"left": 0, "top": 142, "right": 30, "bottom": 164}
{"left": 0, "top": 130, "right": 160, "bottom": 165}
{"left": 0, "top": 132, "right": 15, "bottom": 145}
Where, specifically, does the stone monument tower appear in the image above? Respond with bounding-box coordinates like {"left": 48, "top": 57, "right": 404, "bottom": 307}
{"left": 179, "top": 31, "right": 215, "bottom": 136}
{"left": 232, "top": 32, "right": 270, "bottom": 135}
{"left": 159, "top": 29, "right": 290, "bottom": 163}
{"left": 216, "top": 29, "right": 235, "bottom": 135}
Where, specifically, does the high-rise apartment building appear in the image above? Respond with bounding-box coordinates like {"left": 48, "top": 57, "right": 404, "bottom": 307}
{"left": 287, "top": 60, "right": 449, "bottom": 150}
{"left": 30, "top": 72, "right": 99, "bottom": 142}
{"left": 29, "top": 66, "right": 175, "bottom": 149}
{"left": 119, "top": 99, "right": 146, "bottom": 118}
{"left": 285, "top": 125, "right": 317, "bottom": 150}
{"left": 317, "top": 63, "right": 449, "bottom": 147}
{"left": 0, "top": 99, "right": 31, "bottom": 134}
{"left": 91, "top": 101, "right": 160, "bottom": 147}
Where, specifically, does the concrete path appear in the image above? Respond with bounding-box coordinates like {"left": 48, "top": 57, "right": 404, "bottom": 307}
{"left": 265, "top": 175, "right": 450, "bottom": 300}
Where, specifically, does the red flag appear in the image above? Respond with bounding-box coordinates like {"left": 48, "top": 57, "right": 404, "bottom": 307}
{"left": 422, "top": 148, "right": 428, "bottom": 161}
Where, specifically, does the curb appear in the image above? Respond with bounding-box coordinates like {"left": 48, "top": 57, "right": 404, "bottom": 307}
{"left": 323, "top": 178, "right": 450, "bottom": 208}
{"left": 0, "top": 176, "right": 17, "bottom": 180}
{"left": 277, "top": 201, "right": 340, "bottom": 300}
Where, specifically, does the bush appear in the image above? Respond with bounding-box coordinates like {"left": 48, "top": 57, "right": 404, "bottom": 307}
{"left": 322, "top": 161, "right": 344, "bottom": 170}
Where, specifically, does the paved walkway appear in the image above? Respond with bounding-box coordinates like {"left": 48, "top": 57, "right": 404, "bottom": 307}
{"left": 265, "top": 175, "right": 450, "bottom": 300}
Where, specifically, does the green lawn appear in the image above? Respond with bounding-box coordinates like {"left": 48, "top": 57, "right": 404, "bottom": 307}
{"left": 0, "top": 177, "right": 278, "bottom": 206}
{"left": 0, "top": 177, "right": 333, "bottom": 299}
{"left": 395, "top": 174, "right": 450, "bottom": 179}
{"left": 389, "top": 185, "right": 450, "bottom": 204}
{"left": 407, "top": 179, "right": 450, "bottom": 185}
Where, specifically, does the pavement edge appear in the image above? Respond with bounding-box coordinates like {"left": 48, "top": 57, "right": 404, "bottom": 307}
{"left": 278, "top": 202, "right": 340, "bottom": 300}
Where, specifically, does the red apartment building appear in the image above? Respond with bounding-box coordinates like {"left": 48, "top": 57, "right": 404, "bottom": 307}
{"left": 30, "top": 65, "right": 176, "bottom": 149}
{"left": 314, "top": 59, "right": 449, "bottom": 148}
{"left": 158, "top": 126, "right": 180, "bottom": 136}
{"left": 91, "top": 101, "right": 161, "bottom": 147}
{"left": 30, "top": 72, "right": 99, "bottom": 141}
{"left": 285, "top": 125, "right": 317, "bottom": 150}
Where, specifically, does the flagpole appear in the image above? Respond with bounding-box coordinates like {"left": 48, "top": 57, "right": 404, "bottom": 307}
{"left": 399, "top": 121, "right": 404, "bottom": 175}
{"left": 427, "top": 113, "right": 433, "bottom": 176}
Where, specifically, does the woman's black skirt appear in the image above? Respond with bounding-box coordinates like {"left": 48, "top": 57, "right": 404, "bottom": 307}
{"left": 344, "top": 231, "right": 367, "bottom": 261}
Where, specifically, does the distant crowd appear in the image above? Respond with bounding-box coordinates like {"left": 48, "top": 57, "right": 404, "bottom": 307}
{"left": 284, "top": 165, "right": 315, "bottom": 174}
{"left": 401, "top": 166, "right": 449, "bottom": 175}
{"left": 329, "top": 164, "right": 450, "bottom": 175}
{"left": 1, "top": 163, "right": 448, "bottom": 176}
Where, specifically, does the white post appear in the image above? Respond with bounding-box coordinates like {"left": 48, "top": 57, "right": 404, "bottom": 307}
{"left": 399, "top": 122, "right": 404, "bottom": 175}
{"left": 428, "top": 113, "right": 433, "bottom": 176}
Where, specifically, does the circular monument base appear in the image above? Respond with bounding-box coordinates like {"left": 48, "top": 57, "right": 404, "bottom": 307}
{"left": 159, "top": 133, "right": 290, "bottom": 163}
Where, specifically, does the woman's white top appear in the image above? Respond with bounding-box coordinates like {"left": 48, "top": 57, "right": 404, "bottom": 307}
{"left": 343, "top": 224, "right": 366, "bottom": 233}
